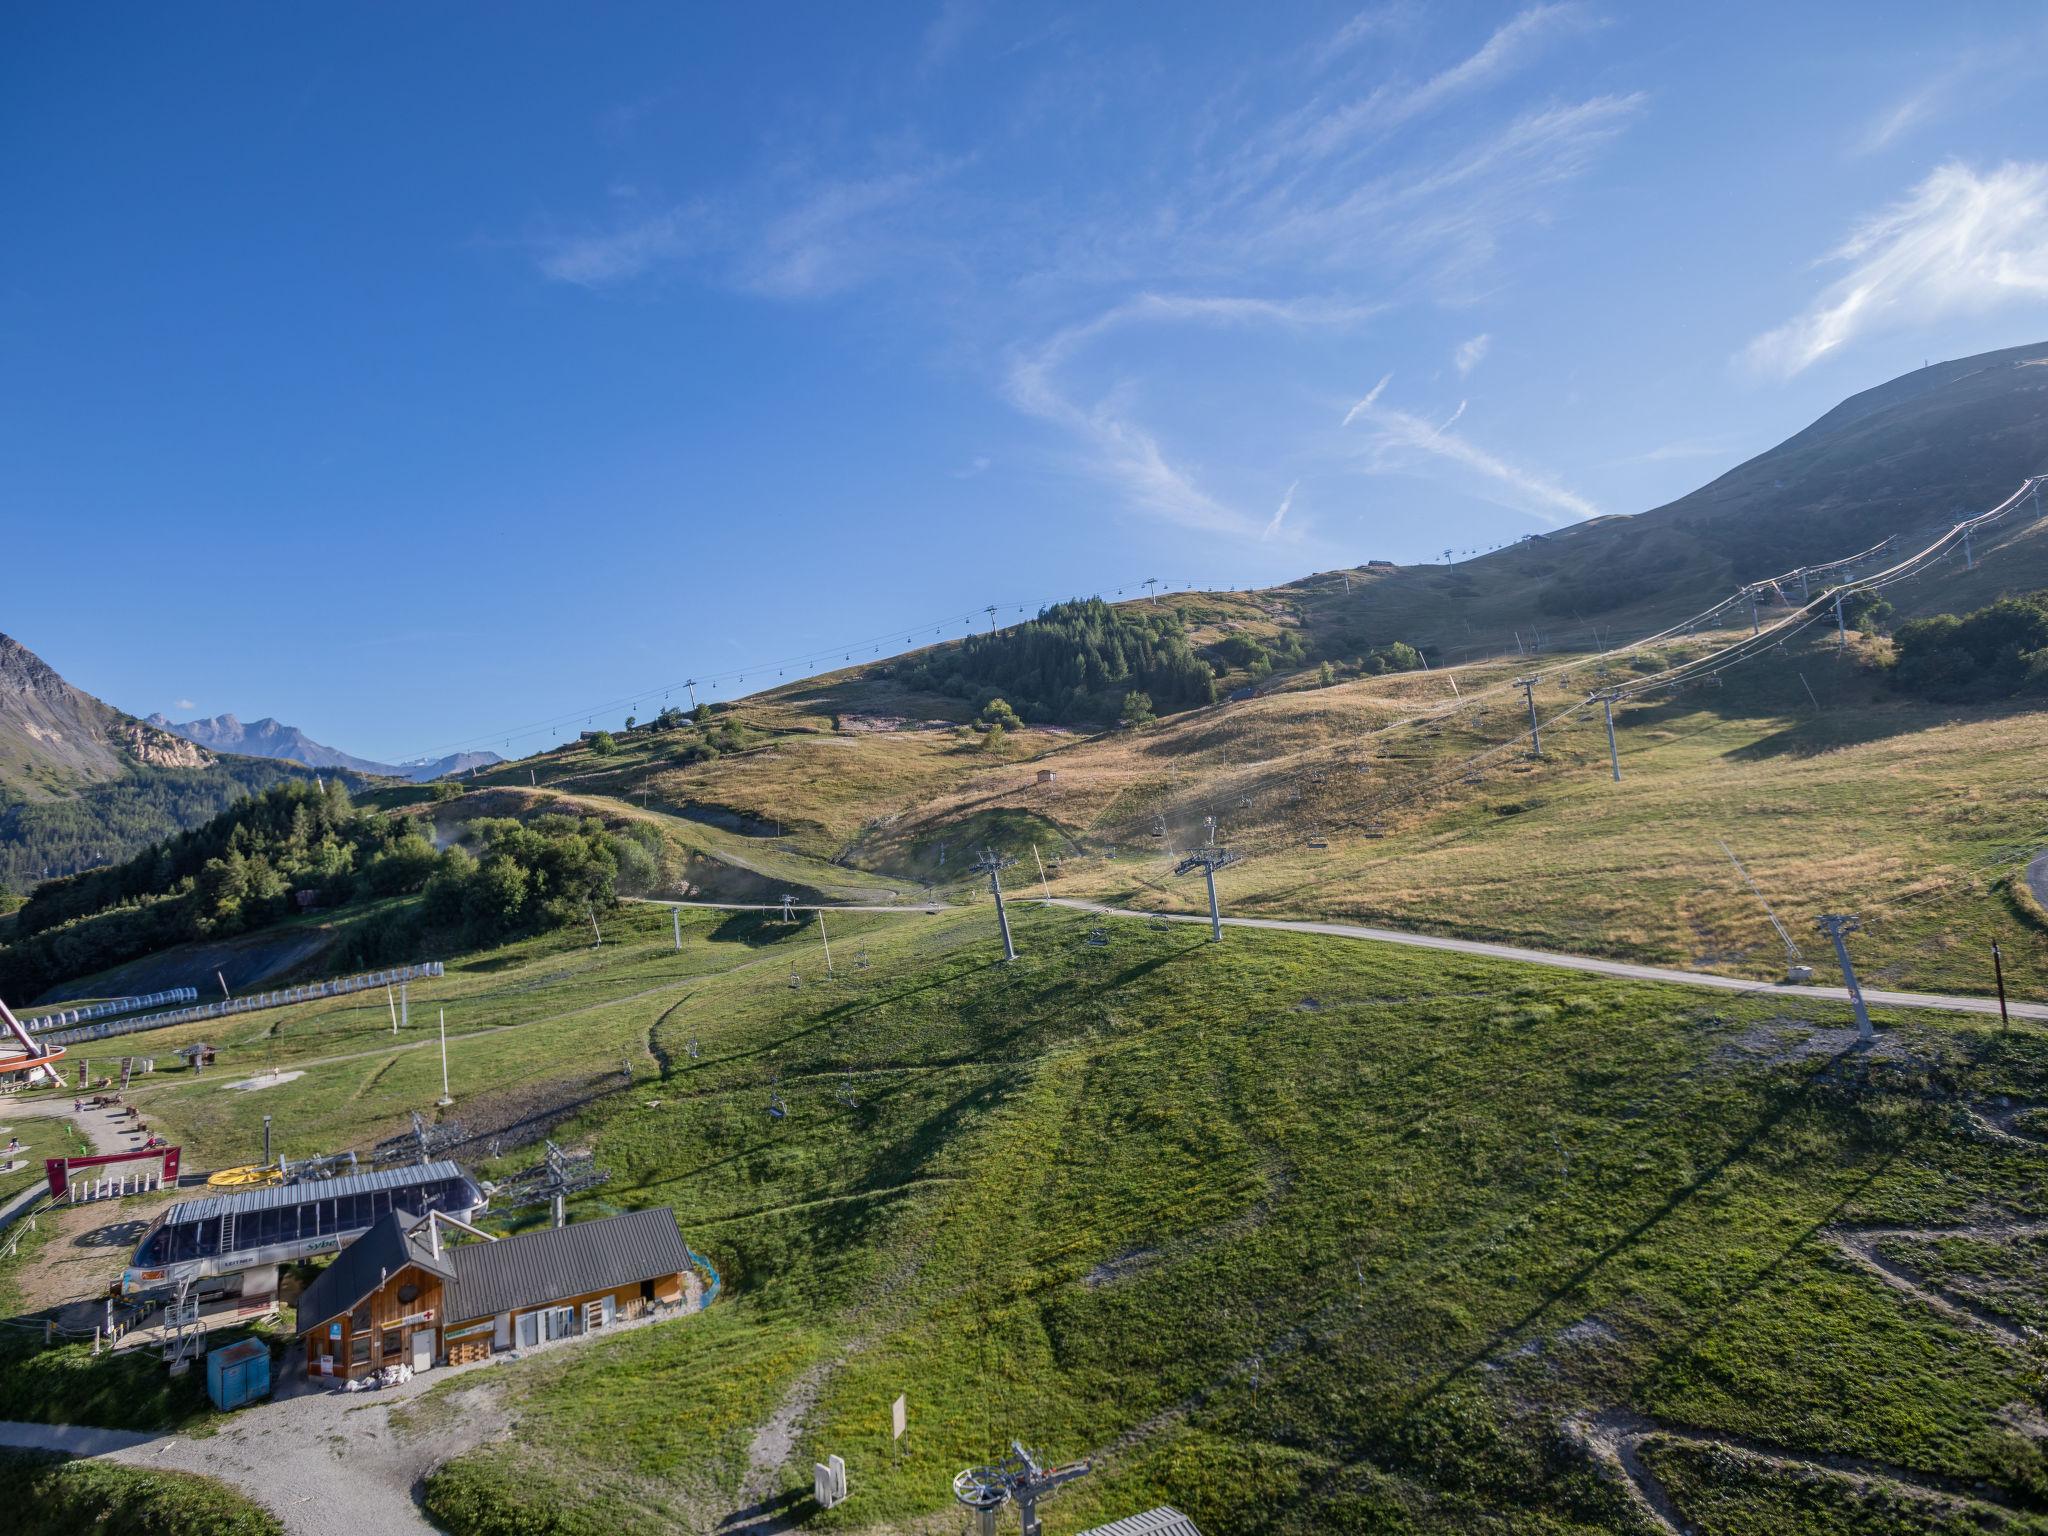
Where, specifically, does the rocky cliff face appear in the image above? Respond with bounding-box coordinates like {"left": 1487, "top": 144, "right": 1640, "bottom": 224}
{"left": 121, "top": 721, "right": 213, "bottom": 770}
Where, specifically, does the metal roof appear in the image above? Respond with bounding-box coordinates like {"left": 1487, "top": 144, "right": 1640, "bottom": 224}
{"left": 443, "top": 1207, "right": 689, "bottom": 1323}
{"left": 294, "top": 1210, "right": 454, "bottom": 1334}
{"left": 1077, "top": 1510, "right": 1204, "bottom": 1536}
{"left": 163, "top": 1161, "right": 471, "bottom": 1224}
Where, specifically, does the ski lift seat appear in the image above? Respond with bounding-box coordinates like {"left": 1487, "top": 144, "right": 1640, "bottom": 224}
{"left": 1306, "top": 836, "right": 1328, "bottom": 849}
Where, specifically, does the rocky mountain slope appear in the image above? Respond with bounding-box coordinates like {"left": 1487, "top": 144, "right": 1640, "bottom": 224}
{"left": 0, "top": 633, "right": 209, "bottom": 796}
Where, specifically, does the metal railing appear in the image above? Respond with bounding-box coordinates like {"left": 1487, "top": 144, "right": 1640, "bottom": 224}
{"left": 37, "top": 963, "right": 445, "bottom": 1046}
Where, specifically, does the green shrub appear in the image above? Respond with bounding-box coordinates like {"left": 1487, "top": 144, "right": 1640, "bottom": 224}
{"left": 0, "top": 1449, "right": 281, "bottom": 1536}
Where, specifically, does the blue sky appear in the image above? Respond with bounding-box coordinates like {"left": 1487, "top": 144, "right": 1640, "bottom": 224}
{"left": 6, "top": 3, "right": 2048, "bottom": 764}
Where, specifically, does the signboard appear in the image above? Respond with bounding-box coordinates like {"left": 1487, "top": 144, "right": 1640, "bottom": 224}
{"left": 891, "top": 1394, "right": 907, "bottom": 1440}
{"left": 329, "top": 1323, "right": 342, "bottom": 1341}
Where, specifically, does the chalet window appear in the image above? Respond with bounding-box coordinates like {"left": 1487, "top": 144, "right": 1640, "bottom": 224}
{"left": 383, "top": 1330, "right": 403, "bottom": 1357}
{"left": 350, "top": 1334, "right": 371, "bottom": 1366}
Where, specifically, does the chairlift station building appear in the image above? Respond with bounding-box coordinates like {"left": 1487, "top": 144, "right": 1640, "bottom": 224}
{"left": 293, "top": 1205, "right": 695, "bottom": 1381}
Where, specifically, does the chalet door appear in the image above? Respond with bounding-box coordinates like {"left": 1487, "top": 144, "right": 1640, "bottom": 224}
{"left": 412, "top": 1329, "right": 435, "bottom": 1371}
{"left": 516, "top": 1311, "right": 540, "bottom": 1349}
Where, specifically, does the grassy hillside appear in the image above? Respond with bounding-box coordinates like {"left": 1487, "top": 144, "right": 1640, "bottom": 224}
{"left": 21, "top": 901, "right": 2048, "bottom": 1534}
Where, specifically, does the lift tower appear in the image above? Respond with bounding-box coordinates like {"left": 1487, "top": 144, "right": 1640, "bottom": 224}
{"left": 953, "top": 1443, "right": 1091, "bottom": 1536}
{"left": 972, "top": 852, "right": 1019, "bottom": 963}
{"left": 1815, "top": 914, "right": 1873, "bottom": 1044}
{"left": 1176, "top": 847, "right": 1238, "bottom": 942}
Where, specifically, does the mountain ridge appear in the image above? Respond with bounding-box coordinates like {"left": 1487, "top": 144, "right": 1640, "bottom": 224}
{"left": 145, "top": 711, "right": 502, "bottom": 783}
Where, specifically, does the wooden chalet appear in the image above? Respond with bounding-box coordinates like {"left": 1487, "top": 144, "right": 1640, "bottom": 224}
{"left": 294, "top": 1205, "right": 694, "bottom": 1381}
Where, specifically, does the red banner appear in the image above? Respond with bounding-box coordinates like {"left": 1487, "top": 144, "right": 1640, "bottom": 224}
{"left": 46, "top": 1145, "right": 180, "bottom": 1200}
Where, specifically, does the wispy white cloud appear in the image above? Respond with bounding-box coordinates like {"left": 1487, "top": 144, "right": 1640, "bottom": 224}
{"left": 953, "top": 455, "right": 992, "bottom": 478}
{"left": 743, "top": 166, "right": 954, "bottom": 298}
{"left": 1316, "top": 5, "right": 1410, "bottom": 68}
{"left": 1454, "top": 332, "right": 1491, "bottom": 374}
{"left": 1243, "top": 2, "right": 1596, "bottom": 193}
{"left": 534, "top": 208, "right": 697, "bottom": 287}
{"left": 1265, "top": 479, "right": 1299, "bottom": 540}
{"left": 1009, "top": 295, "right": 1379, "bottom": 538}
{"left": 174, "top": 698, "right": 196, "bottom": 712}
{"left": 921, "top": 0, "right": 981, "bottom": 75}
{"left": 1607, "top": 437, "right": 1734, "bottom": 465}
{"left": 1343, "top": 374, "right": 1393, "bottom": 424}
{"left": 1745, "top": 160, "right": 2048, "bottom": 377}
{"left": 1343, "top": 386, "right": 1596, "bottom": 524}
{"left": 1856, "top": 81, "right": 1948, "bottom": 157}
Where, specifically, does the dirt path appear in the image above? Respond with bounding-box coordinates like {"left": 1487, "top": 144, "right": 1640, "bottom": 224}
{"left": 1567, "top": 1407, "right": 2029, "bottom": 1535}
{"left": 3, "top": 1096, "right": 151, "bottom": 1157}
{"left": 1049, "top": 900, "right": 2048, "bottom": 1023}
{"left": 0, "top": 1364, "right": 507, "bottom": 1536}
{"left": 1826, "top": 1220, "right": 2048, "bottom": 1347}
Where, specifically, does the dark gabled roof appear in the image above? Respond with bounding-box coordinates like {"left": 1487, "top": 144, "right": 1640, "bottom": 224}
{"left": 443, "top": 1207, "right": 688, "bottom": 1323}
{"left": 293, "top": 1210, "right": 454, "bottom": 1334}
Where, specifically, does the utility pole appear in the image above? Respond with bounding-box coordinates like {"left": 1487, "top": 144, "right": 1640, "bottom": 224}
{"left": 1591, "top": 689, "right": 1622, "bottom": 781}
{"left": 1798, "top": 567, "right": 1810, "bottom": 602}
{"left": 1815, "top": 914, "right": 1873, "bottom": 1044}
{"left": 972, "top": 852, "right": 1018, "bottom": 962}
{"left": 1746, "top": 586, "right": 1760, "bottom": 635}
{"left": 1142, "top": 578, "right": 1160, "bottom": 606}
{"left": 1515, "top": 676, "right": 1543, "bottom": 757}
{"left": 1176, "top": 849, "right": 1236, "bottom": 942}
{"left": 984, "top": 604, "right": 999, "bottom": 633}
{"left": 1962, "top": 526, "right": 1976, "bottom": 571}
{"left": 1993, "top": 942, "right": 2011, "bottom": 1030}
{"left": 684, "top": 679, "right": 699, "bottom": 710}
{"left": 262, "top": 1114, "right": 272, "bottom": 1168}
{"left": 1834, "top": 588, "right": 1850, "bottom": 649}
{"left": 436, "top": 1008, "right": 453, "bottom": 1106}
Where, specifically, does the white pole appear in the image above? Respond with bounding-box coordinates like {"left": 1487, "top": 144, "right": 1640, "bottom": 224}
{"left": 437, "top": 1009, "right": 453, "bottom": 1106}
{"left": 387, "top": 985, "right": 399, "bottom": 1035}
{"left": 1031, "top": 845, "right": 1052, "bottom": 903}
{"left": 818, "top": 911, "right": 833, "bottom": 977}
{"left": 673, "top": 906, "right": 682, "bottom": 950}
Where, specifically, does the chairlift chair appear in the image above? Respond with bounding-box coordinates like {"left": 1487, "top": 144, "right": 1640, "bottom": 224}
{"left": 768, "top": 1093, "right": 787, "bottom": 1120}
{"left": 1085, "top": 927, "right": 1110, "bottom": 947}
{"left": 1147, "top": 914, "right": 1172, "bottom": 931}
{"left": 687, "top": 1038, "right": 700, "bottom": 1059}
{"left": 1305, "top": 829, "right": 1329, "bottom": 850}
{"left": 789, "top": 969, "right": 802, "bottom": 991}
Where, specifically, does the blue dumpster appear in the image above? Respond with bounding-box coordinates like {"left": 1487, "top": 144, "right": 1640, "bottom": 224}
{"left": 206, "top": 1337, "right": 271, "bottom": 1411}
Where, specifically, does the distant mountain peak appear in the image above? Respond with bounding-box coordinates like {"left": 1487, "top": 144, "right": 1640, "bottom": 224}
{"left": 151, "top": 712, "right": 501, "bottom": 782}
